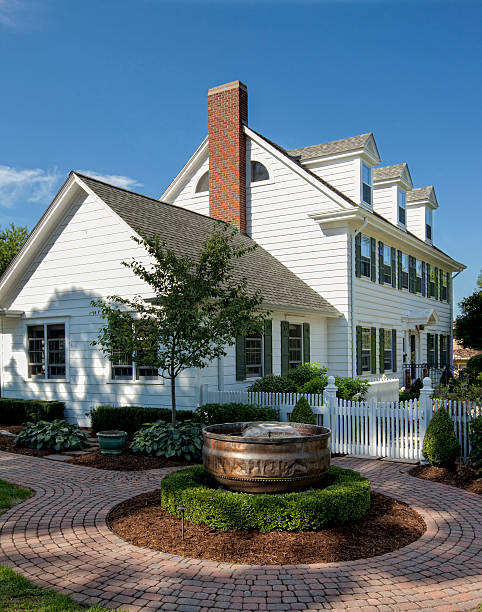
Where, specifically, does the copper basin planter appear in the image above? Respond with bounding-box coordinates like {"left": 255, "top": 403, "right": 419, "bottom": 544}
{"left": 202, "top": 422, "right": 331, "bottom": 494}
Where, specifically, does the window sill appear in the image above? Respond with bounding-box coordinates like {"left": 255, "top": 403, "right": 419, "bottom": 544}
{"left": 25, "top": 378, "right": 71, "bottom": 384}
{"left": 107, "top": 379, "right": 165, "bottom": 386}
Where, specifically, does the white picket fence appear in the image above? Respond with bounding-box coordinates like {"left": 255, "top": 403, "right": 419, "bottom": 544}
{"left": 200, "top": 377, "right": 481, "bottom": 462}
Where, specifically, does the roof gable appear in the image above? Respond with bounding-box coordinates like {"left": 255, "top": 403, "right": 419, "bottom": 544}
{"left": 406, "top": 186, "right": 438, "bottom": 208}
{"left": 288, "top": 133, "right": 381, "bottom": 163}
{"left": 373, "top": 163, "right": 413, "bottom": 188}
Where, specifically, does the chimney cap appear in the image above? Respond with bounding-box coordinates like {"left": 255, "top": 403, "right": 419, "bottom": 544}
{"left": 208, "top": 80, "right": 247, "bottom": 96}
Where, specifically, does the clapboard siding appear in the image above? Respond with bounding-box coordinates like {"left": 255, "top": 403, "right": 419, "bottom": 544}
{"left": 1, "top": 189, "right": 200, "bottom": 424}
{"left": 406, "top": 203, "right": 427, "bottom": 242}
{"left": 304, "top": 157, "right": 359, "bottom": 202}
{"left": 373, "top": 184, "right": 397, "bottom": 225}
{"left": 170, "top": 157, "right": 210, "bottom": 215}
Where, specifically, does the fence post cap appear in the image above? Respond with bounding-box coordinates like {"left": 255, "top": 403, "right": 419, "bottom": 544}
{"left": 327, "top": 376, "right": 336, "bottom": 386}
{"left": 422, "top": 377, "right": 432, "bottom": 389}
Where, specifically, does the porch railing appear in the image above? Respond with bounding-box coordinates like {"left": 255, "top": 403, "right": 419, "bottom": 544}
{"left": 402, "top": 364, "right": 454, "bottom": 389}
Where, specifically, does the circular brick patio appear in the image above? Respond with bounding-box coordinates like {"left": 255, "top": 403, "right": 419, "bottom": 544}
{"left": 0, "top": 452, "right": 480, "bottom": 612}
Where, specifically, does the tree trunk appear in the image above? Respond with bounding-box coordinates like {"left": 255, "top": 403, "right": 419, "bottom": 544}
{"left": 170, "top": 375, "right": 177, "bottom": 426}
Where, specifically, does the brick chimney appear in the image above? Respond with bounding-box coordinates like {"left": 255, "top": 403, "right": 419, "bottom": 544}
{"left": 208, "top": 80, "right": 248, "bottom": 233}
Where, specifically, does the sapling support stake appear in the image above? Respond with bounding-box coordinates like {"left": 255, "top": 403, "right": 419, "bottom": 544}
{"left": 178, "top": 505, "right": 186, "bottom": 540}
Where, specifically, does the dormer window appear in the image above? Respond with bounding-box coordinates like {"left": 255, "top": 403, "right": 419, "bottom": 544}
{"left": 426, "top": 208, "right": 433, "bottom": 240}
{"left": 398, "top": 189, "right": 406, "bottom": 225}
{"left": 195, "top": 171, "right": 209, "bottom": 193}
{"left": 362, "top": 163, "right": 372, "bottom": 206}
{"left": 251, "top": 161, "right": 269, "bottom": 183}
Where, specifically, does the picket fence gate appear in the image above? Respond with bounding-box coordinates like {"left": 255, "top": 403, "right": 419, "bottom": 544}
{"left": 200, "top": 376, "right": 480, "bottom": 461}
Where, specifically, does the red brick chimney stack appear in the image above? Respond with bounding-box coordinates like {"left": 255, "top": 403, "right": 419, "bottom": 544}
{"left": 208, "top": 80, "right": 248, "bottom": 233}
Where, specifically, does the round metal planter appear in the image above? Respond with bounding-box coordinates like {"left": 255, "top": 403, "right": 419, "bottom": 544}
{"left": 202, "top": 422, "right": 331, "bottom": 494}
{"left": 96, "top": 430, "right": 127, "bottom": 455}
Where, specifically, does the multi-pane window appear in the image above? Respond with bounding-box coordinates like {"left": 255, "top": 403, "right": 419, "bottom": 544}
{"left": 416, "top": 260, "right": 423, "bottom": 294}
{"left": 428, "top": 266, "right": 436, "bottom": 298}
{"left": 401, "top": 253, "right": 409, "bottom": 289}
{"left": 426, "top": 208, "right": 432, "bottom": 240}
{"left": 251, "top": 161, "right": 269, "bottom": 183}
{"left": 398, "top": 189, "right": 406, "bottom": 225}
{"left": 440, "top": 336, "right": 448, "bottom": 366}
{"left": 27, "top": 323, "right": 66, "bottom": 379}
{"left": 112, "top": 352, "right": 159, "bottom": 380}
{"left": 288, "top": 324, "right": 303, "bottom": 369}
{"left": 427, "top": 334, "right": 435, "bottom": 366}
{"left": 441, "top": 272, "right": 448, "bottom": 301}
{"left": 383, "top": 245, "right": 392, "bottom": 284}
{"left": 361, "top": 328, "right": 371, "bottom": 372}
{"left": 360, "top": 235, "right": 371, "bottom": 278}
{"left": 245, "top": 331, "right": 263, "bottom": 378}
{"left": 383, "top": 329, "right": 393, "bottom": 371}
{"left": 362, "top": 163, "right": 372, "bottom": 206}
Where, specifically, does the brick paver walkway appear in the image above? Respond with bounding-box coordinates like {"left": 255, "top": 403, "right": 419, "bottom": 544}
{"left": 0, "top": 452, "right": 480, "bottom": 612}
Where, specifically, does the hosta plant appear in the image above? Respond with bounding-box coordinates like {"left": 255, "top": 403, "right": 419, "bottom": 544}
{"left": 130, "top": 420, "right": 203, "bottom": 461}
{"left": 14, "top": 419, "right": 89, "bottom": 451}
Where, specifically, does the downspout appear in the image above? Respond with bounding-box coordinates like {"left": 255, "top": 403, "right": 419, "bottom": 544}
{"left": 351, "top": 218, "right": 368, "bottom": 378}
{"left": 449, "top": 268, "right": 463, "bottom": 369}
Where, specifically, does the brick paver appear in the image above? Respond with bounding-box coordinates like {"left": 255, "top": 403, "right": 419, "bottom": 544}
{"left": 0, "top": 452, "right": 480, "bottom": 611}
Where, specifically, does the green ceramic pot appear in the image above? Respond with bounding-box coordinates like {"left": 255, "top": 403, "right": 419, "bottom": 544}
{"left": 97, "top": 430, "right": 127, "bottom": 455}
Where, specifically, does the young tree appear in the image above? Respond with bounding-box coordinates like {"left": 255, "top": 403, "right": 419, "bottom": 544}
{"left": 454, "top": 287, "right": 482, "bottom": 350}
{"left": 0, "top": 223, "right": 29, "bottom": 277}
{"left": 92, "top": 226, "right": 269, "bottom": 424}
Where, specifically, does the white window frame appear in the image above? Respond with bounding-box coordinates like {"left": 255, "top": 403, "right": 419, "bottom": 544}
{"left": 425, "top": 207, "right": 433, "bottom": 241}
{"left": 401, "top": 253, "right": 409, "bottom": 289}
{"left": 441, "top": 272, "right": 448, "bottom": 301}
{"left": 247, "top": 160, "right": 274, "bottom": 188}
{"left": 360, "top": 235, "right": 371, "bottom": 279}
{"left": 25, "top": 317, "right": 70, "bottom": 383}
{"left": 361, "top": 162, "right": 372, "bottom": 207}
{"left": 383, "top": 245, "right": 392, "bottom": 284}
{"left": 193, "top": 169, "right": 209, "bottom": 197}
{"left": 245, "top": 331, "right": 264, "bottom": 379}
{"left": 361, "top": 327, "right": 371, "bottom": 372}
{"left": 398, "top": 188, "right": 406, "bottom": 226}
{"left": 288, "top": 323, "right": 303, "bottom": 370}
{"left": 383, "top": 329, "right": 393, "bottom": 372}
{"left": 110, "top": 355, "right": 163, "bottom": 384}
{"left": 415, "top": 260, "right": 423, "bottom": 294}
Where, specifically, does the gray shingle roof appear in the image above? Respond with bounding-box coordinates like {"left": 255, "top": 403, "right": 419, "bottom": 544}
{"left": 406, "top": 186, "right": 435, "bottom": 203}
{"left": 76, "top": 173, "right": 339, "bottom": 315}
{"left": 287, "top": 133, "right": 373, "bottom": 161}
{"left": 373, "top": 164, "right": 408, "bottom": 182}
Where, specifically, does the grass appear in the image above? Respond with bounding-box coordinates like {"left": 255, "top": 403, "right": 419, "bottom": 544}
{"left": 0, "top": 479, "right": 114, "bottom": 611}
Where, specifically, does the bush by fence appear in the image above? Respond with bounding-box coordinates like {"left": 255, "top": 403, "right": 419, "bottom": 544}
{"left": 89, "top": 405, "right": 195, "bottom": 437}
{"left": 194, "top": 403, "right": 278, "bottom": 426}
{"left": 0, "top": 399, "right": 64, "bottom": 425}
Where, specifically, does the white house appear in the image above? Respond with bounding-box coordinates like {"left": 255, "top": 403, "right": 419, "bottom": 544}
{"left": 0, "top": 80, "right": 464, "bottom": 424}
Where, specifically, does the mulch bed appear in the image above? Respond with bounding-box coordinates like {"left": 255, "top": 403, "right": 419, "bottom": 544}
{"left": 410, "top": 464, "right": 482, "bottom": 495}
{"left": 108, "top": 490, "right": 426, "bottom": 564}
{"left": 68, "top": 449, "right": 195, "bottom": 471}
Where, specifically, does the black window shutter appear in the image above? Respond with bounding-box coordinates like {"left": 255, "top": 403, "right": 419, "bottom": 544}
{"left": 426, "top": 333, "right": 431, "bottom": 365}
{"left": 409, "top": 256, "right": 416, "bottom": 293}
{"left": 281, "top": 321, "right": 289, "bottom": 376}
{"left": 356, "top": 326, "right": 362, "bottom": 375}
{"left": 392, "top": 329, "right": 397, "bottom": 372}
{"left": 421, "top": 262, "right": 426, "bottom": 297}
{"left": 447, "top": 333, "right": 452, "bottom": 366}
{"left": 434, "top": 334, "right": 439, "bottom": 368}
{"left": 303, "top": 322, "right": 310, "bottom": 363}
{"left": 355, "top": 233, "right": 361, "bottom": 278}
{"left": 371, "top": 327, "right": 377, "bottom": 373}
{"left": 397, "top": 250, "right": 402, "bottom": 289}
{"left": 439, "top": 334, "right": 444, "bottom": 367}
{"left": 263, "top": 319, "right": 273, "bottom": 376}
{"left": 379, "top": 328, "right": 385, "bottom": 374}
{"left": 447, "top": 272, "right": 451, "bottom": 303}
{"left": 378, "top": 241, "right": 384, "bottom": 284}
{"left": 370, "top": 238, "right": 376, "bottom": 282}
{"left": 235, "top": 336, "right": 246, "bottom": 381}
{"left": 391, "top": 247, "right": 397, "bottom": 288}
{"left": 426, "top": 264, "right": 431, "bottom": 297}
{"left": 434, "top": 268, "right": 439, "bottom": 300}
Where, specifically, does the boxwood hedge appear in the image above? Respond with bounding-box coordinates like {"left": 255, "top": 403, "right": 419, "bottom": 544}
{"left": 161, "top": 465, "right": 370, "bottom": 532}
{"left": 0, "top": 398, "right": 64, "bottom": 425}
{"left": 89, "top": 405, "right": 196, "bottom": 437}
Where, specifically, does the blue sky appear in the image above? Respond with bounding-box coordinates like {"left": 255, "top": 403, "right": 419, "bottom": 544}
{"left": 1, "top": 0, "right": 480, "bottom": 310}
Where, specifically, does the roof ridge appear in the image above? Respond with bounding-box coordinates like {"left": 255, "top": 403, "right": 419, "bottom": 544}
{"left": 288, "top": 132, "right": 372, "bottom": 152}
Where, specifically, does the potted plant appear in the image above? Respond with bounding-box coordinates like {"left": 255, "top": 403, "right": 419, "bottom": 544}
{"left": 96, "top": 430, "right": 127, "bottom": 454}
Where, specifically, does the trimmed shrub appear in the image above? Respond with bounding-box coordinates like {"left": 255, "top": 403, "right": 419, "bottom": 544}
{"left": 469, "top": 415, "right": 482, "bottom": 468}
{"left": 161, "top": 465, "right": 370, "bottom": 532}
{"left": 422, "top": 408, "right": 461, "bottom": 467}
{"left": 247, "top": 375, "right": 297, "bottom": 393}
{"left": 335, "top": 376, "right": 369, "bottom": 401}
{"left": 131, "top": 420, "right": 203, "bottom": 461}
{"left": 465, "top": 354, "right": 482, "bottom": 384}
{"left": 286, "top": 363, "right": 327, "bottom": 388}
{"left": 89, "top": 405, "right": 195, "bottom": 437}
{"left": 194, "top": 403, "right": 278, "bottom": 426}
{"left": 289, "top": 397, "right": 316, "bottom": 425}
{"left": 14, "top": 419, "right": 88, "bottom": 451}
{"left": 0, "top": 399, "right": 64, "bottom": 425}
